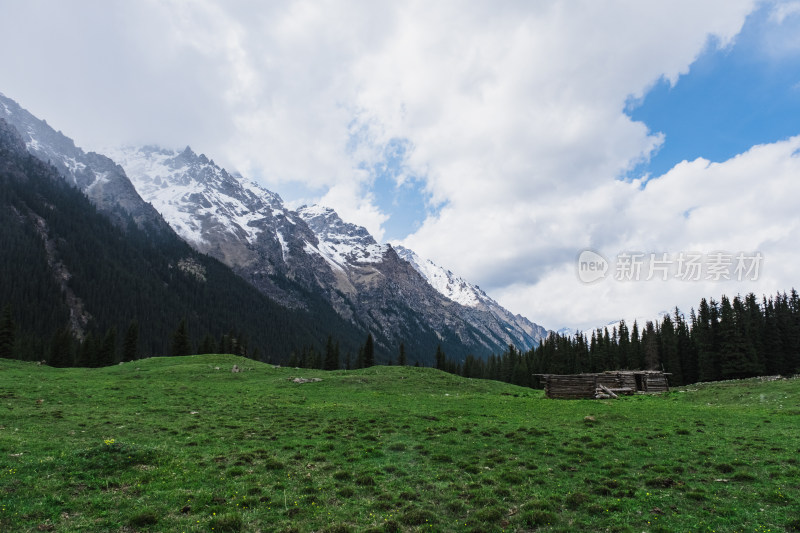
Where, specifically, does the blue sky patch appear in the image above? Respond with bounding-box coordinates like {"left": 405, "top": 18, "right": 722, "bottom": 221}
{"left": 369, "top": 138, "right": 437, "bottom": 241}
{"left": 627, "top": 4, "right": 800, "bottom": 180}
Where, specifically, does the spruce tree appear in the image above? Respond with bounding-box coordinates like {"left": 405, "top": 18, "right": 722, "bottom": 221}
{"left": 617, "top": 320, "right": 630, "bottom": 369}
{"left": 676, "top": 308, "right": 696, "bottom": 385}
{"left": 363, "top": 334, "right": 375, "bottom": 367}
{"left": 96, "top": 327, "right": 118, "bottom": 367}
{"left": 48, "top": 327, "right": 74, "bottom": 368}
{"left": 77, "top": 333, "right": 97, "bottom": 368}
{"left": 0, "top": 304, "right": 15, "bottom": 360}
{"left": 695, "top": 299, "right": 718, "bottom": 381}
{"left": 171, "top": 319, "right": 191, "bottom": 357}
{"left": 435, "top": 344, "right": 446, "bottom": 370}
{"left": 398, "top": 342, "right": 407, "bottom": 366}
{"left": 324, "top": 335, "right": 339, "bottom": 370}
{"left": 719, "top": 295, "right": 761, "bottom": 379}
{"left": 763, "top": 297, "right": 784, "bottom": 374}
{"left": 356, "top": 346, "right": 365, "bottom": 369}
{"left": 660, "top": 315, "right": 681, "bottom": 384}
{"left": 197, "top": 333, "right": 217, "bottom": 355}
{"left": 630, "top": 321, "right": 643, "bottom": 369}
{"left": 642, "top": 321, "right": 660, "bottom": 370}
{"left": 122, "top": 321, "right": 139, "bottom": 362}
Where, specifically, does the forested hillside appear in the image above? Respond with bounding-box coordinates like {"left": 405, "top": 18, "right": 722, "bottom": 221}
{"left": 0, "top": 118, "right": 366, "bottom": 365}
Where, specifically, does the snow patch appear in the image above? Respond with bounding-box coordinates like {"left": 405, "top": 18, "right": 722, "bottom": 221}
{"left": 87, "top": 171, "right": 110, "bottom": 191}
{"left": 396, "top": 246, "right": 481, "bottom": 307}
{"left": 106, "top": 145, "right": 281, "bottom": 245}
{"left": 304, "top": 240, "right": 345, "bottom": 272}
{"left": 276, "top": 230, "right": 289, "bottom": 261}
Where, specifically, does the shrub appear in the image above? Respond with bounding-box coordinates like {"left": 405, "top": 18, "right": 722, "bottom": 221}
{"left": 521, "top": 510, "right": 557, "bottom": 528}
{"left": 208, "top": 513, "right": 243, "bottom": 532}
{"left": 128, "top": 511, "right": 159, "bottom": 528}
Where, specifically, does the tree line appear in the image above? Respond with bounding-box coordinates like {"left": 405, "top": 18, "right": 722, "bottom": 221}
{"left": 5, "top": 289, "right": 798, "bottom": 386}
{"left": 430, "top": 290, "right": 800, "bottom": 388}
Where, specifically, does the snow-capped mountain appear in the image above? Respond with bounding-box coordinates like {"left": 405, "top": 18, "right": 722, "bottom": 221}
{"left": 104, "top": 144, "right": 366, "bottom": 310}
{"left": 0, "top": 92, "right": 168, "bottom": 233}
{"left": 110, "top": 144, "right": 547, "bottom": 355}
{"left": 395, "top": 246, "right": 547, "bottom": 348}
{"left": 0, "top": 91, "right": 547, "bottom": 361}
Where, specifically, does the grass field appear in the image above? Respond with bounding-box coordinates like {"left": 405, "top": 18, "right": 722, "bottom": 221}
{"left": 1, "top": 355, "right": 798, "bottom": 532}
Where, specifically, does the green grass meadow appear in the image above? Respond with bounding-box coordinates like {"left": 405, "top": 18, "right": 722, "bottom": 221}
{"left": 1, "top": 355, "right": 798, "bottom": 532}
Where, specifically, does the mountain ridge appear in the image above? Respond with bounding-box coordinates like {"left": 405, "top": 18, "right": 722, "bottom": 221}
{"left": 109, "top": 144, "right": 547, "bottom": 354}
{"left": 1, "top": 91, "right": 547, "bottom": 361}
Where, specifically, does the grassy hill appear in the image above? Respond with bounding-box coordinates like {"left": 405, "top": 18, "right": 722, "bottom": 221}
{"left": 1, "top": 356, "right": 798, "bottom": 532}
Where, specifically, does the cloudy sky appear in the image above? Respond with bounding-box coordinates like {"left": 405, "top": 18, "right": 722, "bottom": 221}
{"left": 2, "top": 0, "right": 800, "bottom": 332}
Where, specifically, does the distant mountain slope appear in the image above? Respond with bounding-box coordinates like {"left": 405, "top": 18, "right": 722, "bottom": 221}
{"left": 395, "top": 246, "right": 547, "bottom": 348}
{"left": 109, "top": 144, "right": 546, "bottom": 358}
{"left": 107, "top": 146, "right": 487, "bottom": 360}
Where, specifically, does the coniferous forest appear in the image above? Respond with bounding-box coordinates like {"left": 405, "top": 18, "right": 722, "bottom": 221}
{"left": 246, "top": 289, "right": 800, "bottom": 391}
{"left": 429, "top": 291, "right": 800, "bottom": 388}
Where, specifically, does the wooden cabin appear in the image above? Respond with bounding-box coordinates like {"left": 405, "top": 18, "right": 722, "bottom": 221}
{"left": 536, "top": 371, "right": 669, "bottom": 399}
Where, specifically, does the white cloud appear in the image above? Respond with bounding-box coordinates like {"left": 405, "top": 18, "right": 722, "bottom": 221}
{"left": 490, "top": 136, "right": 800, "bottom": 331}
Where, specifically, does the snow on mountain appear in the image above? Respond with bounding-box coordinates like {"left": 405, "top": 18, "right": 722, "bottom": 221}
{"left": 297, "top": 205, "right": 388, "bottom": 268}
{"left": 557, "top": 311, "right": 673, "bottom": 340}
{"left": 394, "top": 246, "right": 547, "bottom": 347}
{"left": 1, "top": 91, "right": 551, "bottom": 360}
{"left": 104, "top": 145, "right": 290, "bottom": 247}
{"left": 109, "top": 142, "right": 548, "bottom": 353}
{"left": 395, "top": 246, "right": 481, "bottom": 307}
{"left": 0, "top": 92, "right": 168, "bottom": 232}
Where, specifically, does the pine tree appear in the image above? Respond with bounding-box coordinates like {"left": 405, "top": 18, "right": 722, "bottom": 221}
{"left": 435, "top": 344, "right": 446, "bottom": 370}
{"left": 630, "top": 321, "right": 643, "bottom": 369}
{"left": 660, "top": 314, "right": 681, "bottom": 384}
{"left": 363, "top": 334, "right": 375, "bottom": 367}
{"left": 171, "top": 319, "right": 191, "bottom": 357}
{"left": 77, "top": 333, "right": 97, "bottom": 368}
{"left": 695, "top": 298, "right": 718, "bottom": 381}
{"left": 48, "top": 327, "right": 74, "bottom": 368}
{"left": 398, "top": 342, "right": 407, "bottom": 366}
{"left": 197, "top": 333, "right": 217, "bottom": 355}
{"left": 122, "top": 321, "right": 139, "bottom": 362}
{"left": 0, "top": 304, "right": 15, "bottom": 360}
{"left": 642, "top": 321, "right": 660, "bottom": 370}
{"left": 324, "top": 335, "right": 339, "bottom": 370}
{"left": 617, "top": 320, "right": 630, "bottom": 369}
{"left": 96, "top": 327, "right": 118, "bottom": 367}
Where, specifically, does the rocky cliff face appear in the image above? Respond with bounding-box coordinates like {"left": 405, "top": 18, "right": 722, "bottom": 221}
{"left": 395, "top": 246, "right": 548, "bottom": 348}
{"left": 109, "top": 144, "right": 546, "bottom": 355}
{"left": 0, "top": 92, "right": 169, "bottom": 233}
